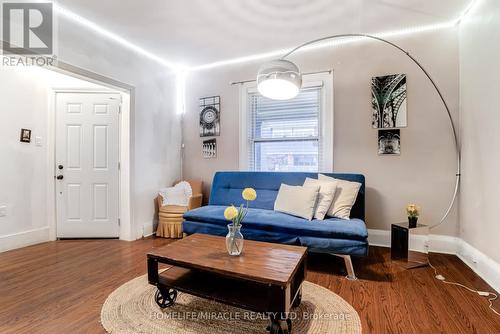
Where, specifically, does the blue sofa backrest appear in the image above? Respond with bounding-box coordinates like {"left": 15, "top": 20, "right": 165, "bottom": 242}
{"left": 209, "top": 171, "right": 365, "bottom": 221}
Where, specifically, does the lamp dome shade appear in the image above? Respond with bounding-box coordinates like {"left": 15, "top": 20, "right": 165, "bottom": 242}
{"left": 257, "top": 59, "right": 302, "bottom": 100}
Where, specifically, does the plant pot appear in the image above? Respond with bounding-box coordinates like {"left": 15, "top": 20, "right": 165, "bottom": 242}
{"left": 226, "top": 224, "right": 244, "bottom": 256}
{"left": 408, "top": 216, "right": 418, "bottom": 228}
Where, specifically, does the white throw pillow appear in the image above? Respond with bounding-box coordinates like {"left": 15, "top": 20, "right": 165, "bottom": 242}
{"left": 274, "top": 184, "right": 320, "bottom": 221}
{"left": 318, "top": 174, "right": 361, "bottom": 219}
{"left": 303, "top": 178, "right": 337, "bottom": 220}
{"left": 159, "top": 181, "right": 193, "bottom": 207}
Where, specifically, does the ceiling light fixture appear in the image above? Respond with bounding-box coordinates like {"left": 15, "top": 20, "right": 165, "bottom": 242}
{"left": 256, "top": 60, "right": 301, "bottom": 100}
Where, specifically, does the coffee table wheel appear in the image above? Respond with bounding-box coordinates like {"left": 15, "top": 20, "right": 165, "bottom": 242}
{"left": 155, "top": 287, "right": 177, "bottom": 309}
{"left": 267, "top": 317, "right": 292, "bottom": 334}
{"left": 292, "top": 289, "right": 302, "bottom": 308}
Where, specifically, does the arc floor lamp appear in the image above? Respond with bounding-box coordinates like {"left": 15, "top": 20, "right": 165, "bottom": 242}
{"left": 256, "top": 34, "right": 460, "bottom": 230}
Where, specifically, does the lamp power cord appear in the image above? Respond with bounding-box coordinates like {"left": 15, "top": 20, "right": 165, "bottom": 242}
{"left": 427, "top": 260, "right": 499, "bottom": 316}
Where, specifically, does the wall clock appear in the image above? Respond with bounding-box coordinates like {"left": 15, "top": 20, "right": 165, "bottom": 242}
{"left": 199, "top": 96, "right": 220, "bottom": 137}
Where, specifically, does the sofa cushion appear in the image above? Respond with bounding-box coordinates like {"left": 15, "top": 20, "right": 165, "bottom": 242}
{"left": 274, "top": 184, "right": 320, "bottom": 220}
{"left": 183, "top": 206, "right": 368, "bottom": 241}
{"left": 319, "top": 174, "right": 362, "bottom": 219}
{"left": 303, "top": 177, "right": 337, "bottom": 220}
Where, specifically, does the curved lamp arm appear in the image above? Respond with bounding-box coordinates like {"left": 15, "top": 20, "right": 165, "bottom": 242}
{"left": 282, "top": 34, "right": 460, "bottom": 229}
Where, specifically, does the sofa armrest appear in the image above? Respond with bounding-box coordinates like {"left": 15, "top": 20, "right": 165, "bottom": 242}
{"left": 188, "top": 194, "right": 203, "bottom": 210}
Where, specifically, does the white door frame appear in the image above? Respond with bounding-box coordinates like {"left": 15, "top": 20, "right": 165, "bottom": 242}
{"left": 46, "top": 62, "right": 135, "bottom": 241}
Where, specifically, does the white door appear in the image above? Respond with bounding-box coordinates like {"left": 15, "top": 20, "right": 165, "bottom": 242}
{"left": 55, "top": 92, "right": 120, "bottom": 238}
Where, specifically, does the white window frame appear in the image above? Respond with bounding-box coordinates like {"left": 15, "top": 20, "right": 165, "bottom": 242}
{"left": 238, "top": 71, "right": 334, "bottom": 172}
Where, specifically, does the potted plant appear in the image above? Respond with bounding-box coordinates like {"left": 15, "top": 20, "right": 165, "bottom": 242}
{"left": 223, "top": 188, "right": 257, "bottom": 256}
{"left": 406, "top": 204, "right": 420, "bottom": 228}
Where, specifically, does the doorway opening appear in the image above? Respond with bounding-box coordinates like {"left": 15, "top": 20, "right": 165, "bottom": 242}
{"left": 40, "top": 63, "right": 134, "bottom": 240}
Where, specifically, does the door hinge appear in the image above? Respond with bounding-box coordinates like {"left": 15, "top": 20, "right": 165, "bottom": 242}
{"left": 118, "top": 162, "right": 121, "bottom": 170}
{"left": 118, "top": 218, "right": 121, "bottom": 226}
{"left": 118, "top": 105, "right": 122, "bottom": 114}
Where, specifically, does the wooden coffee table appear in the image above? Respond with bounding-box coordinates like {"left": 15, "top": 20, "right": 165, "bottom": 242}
{"left": 147, "top": 233, "right": 307, "bottom": 333}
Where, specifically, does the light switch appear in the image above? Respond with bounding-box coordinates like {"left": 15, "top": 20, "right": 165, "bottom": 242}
{"left": 0, "top": 205, "right": 7, "bottom": 217}
{"left": 35, "top": 136, "right": 42, "bottom": 147}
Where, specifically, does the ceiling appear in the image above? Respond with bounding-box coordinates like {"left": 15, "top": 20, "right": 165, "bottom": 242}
{"left": 57, "top": 0, "right": 471, "bottom": 68}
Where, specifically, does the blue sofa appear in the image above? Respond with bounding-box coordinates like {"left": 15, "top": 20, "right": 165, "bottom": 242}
{"left": 183, "top": 171, "right": 368, "bottom": 279}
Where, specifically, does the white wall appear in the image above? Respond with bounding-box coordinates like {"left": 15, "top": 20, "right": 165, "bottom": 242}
{"left": 57, "top": 14, "right": 182, "bottom": 239}
{"left": 183, "top": 28, "right": 460, "bottom": 235}
{"left": 0, "top": 13, "right": 182, "bottom": 250}
{"left": 459, "top": 0, "right": 500, "bottom": 263}
{"left": 0, "top": 67, "right": 107, "bottom": 251}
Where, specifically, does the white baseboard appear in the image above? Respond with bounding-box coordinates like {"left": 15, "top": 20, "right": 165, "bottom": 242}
{"left": 368, "top": 229, "right": 458, "bottom": 254}
{"left": 368, "top": 229, "right": 500, "bottom": 293}
{"left": 367, "top": 229, "right": 391, "bottom": 248}
{"left": 142, "top": 222, "right": 155, "bottom": 238}
{"left": 428, "top": 234, "right": 460, "bottom": 254}
{"left": 456, "top": 239, "right": 500, "bottom": 293}
{"left": 0, "top": 227, "right": 50, "bottom": 253}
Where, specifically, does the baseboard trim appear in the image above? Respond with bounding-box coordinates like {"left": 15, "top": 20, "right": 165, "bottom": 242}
{"left": 367, "top": 229, "right": 390, "bottom": 248}
{"left": 368, "top": 229, "right": 500, "bottom": 292}
{"left": 368, "top": 229, "right": 458, "bottom": 254}
{"left": 142, "top": 222, "right": 155, "bottom": 238}
{"left": 456, "top": 239, "right": 500, "bottom": 293}
{"left": 0, "top": 227, "right": 50, "bottom": 253}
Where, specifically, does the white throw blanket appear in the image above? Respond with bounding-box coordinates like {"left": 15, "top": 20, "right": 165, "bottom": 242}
{"left": 159, "top": 181, "right": 193, "bottom": 206}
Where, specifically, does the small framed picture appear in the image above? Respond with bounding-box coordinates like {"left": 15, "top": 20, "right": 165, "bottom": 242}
{"left": 378, "top": 129, "right": 400, "bottom": 155}
{"left": 202, "top": 138, "right": 217, "bottom": 159}
{"left": 372, "top": 74, "right": 407, "bottom": 129}
{"left": 20, "top": 129, "right": 32, "bottom": 143}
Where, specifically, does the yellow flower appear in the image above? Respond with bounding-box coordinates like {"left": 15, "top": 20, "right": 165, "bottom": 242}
{"left": 406, "top": 204, "right": 419, "bottom": 216}
{"left": 242, "top": 188, "right": 257, "bottom": 201}
{"left": 224, "top": 206, "right": 239, "bottom": 220}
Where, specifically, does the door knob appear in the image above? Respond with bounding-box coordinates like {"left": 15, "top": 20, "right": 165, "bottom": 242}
{"left": 58, "top": 165, "right": 64, "bottom": 170}
{"left": 56, "top": 175, "right": 64, "bottom": 180}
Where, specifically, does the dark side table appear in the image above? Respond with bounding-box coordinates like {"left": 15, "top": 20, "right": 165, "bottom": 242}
{"left": 391, "top": 222, "right": 429, "bottom": 269}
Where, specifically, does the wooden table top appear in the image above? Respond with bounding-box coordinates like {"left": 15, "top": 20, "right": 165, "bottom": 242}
{"left": 148, "top": 234, "right": 307, "bottom": 286}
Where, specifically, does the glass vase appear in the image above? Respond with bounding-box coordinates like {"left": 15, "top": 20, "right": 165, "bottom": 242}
{"left": 226, "top": 224, "right": 244, "bottom": 256}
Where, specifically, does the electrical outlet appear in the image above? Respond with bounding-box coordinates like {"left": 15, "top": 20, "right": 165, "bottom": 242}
{"left": 0, "top": 205, "right": 7, "bottom": 217}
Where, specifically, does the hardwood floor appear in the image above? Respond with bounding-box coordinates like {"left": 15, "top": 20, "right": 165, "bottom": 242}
{"left": 0, "top": 238, "right": 499, "bottom": 333}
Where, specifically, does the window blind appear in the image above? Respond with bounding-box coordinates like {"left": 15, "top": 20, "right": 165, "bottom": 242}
{"left": 247, "top": 86, "right": 322, "bottom": 172}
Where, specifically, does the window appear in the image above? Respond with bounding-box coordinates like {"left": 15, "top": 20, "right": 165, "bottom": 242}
{"left": 239, "top": 73, "right": 333, "bottom": 172}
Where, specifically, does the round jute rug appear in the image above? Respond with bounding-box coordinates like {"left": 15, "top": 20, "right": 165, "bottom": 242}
{"left": 101, "top": 274, "right": 361, "bottom": 334}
